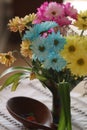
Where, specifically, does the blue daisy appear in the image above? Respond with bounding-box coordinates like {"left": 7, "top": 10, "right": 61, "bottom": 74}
{"left": 43, "top": 52, "right": 66, "bottom": 72}
{"left": 46, "top": 31, "right": 66, "bottom": 53}
{"left": 23, "top": 21, "right": 58, "bottom": 41}
{"left": 31, "top": 37, "right": 50, "bottom": 62}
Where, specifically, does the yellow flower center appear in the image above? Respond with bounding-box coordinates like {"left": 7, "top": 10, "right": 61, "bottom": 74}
{"left": 77, "top": 58, "right": 84, "bottom": 66}
{"left": 68, "top": 45, "right": 75, "bottom": 52}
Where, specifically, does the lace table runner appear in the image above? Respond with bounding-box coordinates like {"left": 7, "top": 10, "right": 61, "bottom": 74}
{"left": 0, "top": 79, "right": 87, "bottom": 130}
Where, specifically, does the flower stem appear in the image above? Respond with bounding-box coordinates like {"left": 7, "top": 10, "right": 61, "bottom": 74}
{"left": 12, "top": 50, "right": 32, "bottom": 67}
{"left": 80, "top": 30, "right": 84, "bottom": 36}
{"left": 58, "top": 82, "right": 72, "bottom": 130}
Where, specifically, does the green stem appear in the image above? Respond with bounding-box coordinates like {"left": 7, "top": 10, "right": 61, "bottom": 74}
{"left": 80, "top": 30, "right": 84, "bottom": 36}
{"left": 64, "top": 83, "right": 72, "bottom": 130}
{"left": 58, "top": 82, "right": 72, "bottom": 130}
{"left": 12, "top": 50, "right": 32, "bottom": 67}
{"left": 57, "top": 106, "right": 66, "bottom": 130}
{"left": 19, "top": 31, "right": 23, "bottom": 38}
{"left": 20, "top": 55, "right": 33, "bottom": 67}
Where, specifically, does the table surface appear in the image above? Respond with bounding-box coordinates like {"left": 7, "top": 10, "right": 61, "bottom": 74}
{"left": 0, "top": 78, "right": 87, "bottom": 130}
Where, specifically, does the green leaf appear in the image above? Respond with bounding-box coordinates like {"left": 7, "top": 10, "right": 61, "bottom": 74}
{"left": 11, "top": 79, "right": 19, "bottom": 91}
{"left": 0, "top": 72, "right": 24, "bottom": 91}
{"left": 0, "top": 66, "right": 31, "bottom": 78}
{"left": 36, "top": 74, "right": 47, "bottom": 81}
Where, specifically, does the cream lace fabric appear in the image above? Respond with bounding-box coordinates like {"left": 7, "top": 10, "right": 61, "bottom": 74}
{"left": 0, "top": 79, "right": 87, "bottom": 130}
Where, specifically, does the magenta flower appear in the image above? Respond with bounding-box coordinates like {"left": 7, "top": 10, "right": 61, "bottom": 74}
{"left": 57, "top": 16, "right": 71, "bottom": 26}
{"left": 34, "top": 2, "right": 78, "bottom": 26}
{"left": 64, "top": 2, "right": 78, "bottom": 19}
{"left": 34, "top": 2, "right": 49, "bottom": 23}
{"left": 44, "top": 2, "right": 64, "bottom": 20}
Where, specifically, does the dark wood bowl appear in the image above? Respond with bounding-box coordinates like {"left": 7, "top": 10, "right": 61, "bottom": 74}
{"left": 6, "top": 96, "right": 54, "bottom": 130}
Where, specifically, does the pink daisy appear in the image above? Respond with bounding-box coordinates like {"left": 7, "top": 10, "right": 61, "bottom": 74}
{"left": 57, "top": 16, "right": 71, "bottom": 26}
{"left": 35, "top": 2, "right": 49, "bottom": 22}
{"left": 64, "top": 3, "right": 78, "bottom": 19}
{"left": 44, "top": 2, "right": 64, "bottom": 20}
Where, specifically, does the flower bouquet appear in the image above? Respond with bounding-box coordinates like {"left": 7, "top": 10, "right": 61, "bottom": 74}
{"left": 0, "top": 1, "right": 87, "bottom": 130}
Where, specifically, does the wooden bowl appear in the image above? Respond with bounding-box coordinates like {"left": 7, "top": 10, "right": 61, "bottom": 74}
{"left": 6, "top": 96, "right": 54, "bottom": 130}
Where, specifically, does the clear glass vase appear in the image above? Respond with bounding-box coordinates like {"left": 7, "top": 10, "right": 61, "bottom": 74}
{"left": 42, "top": 80, "right": 72, "bottom": 130}
{"left": 51, "top": 85, "right": 61, "bottom": 125}
{"left": 42, "top": 81, "right": 61, "bottom": 126}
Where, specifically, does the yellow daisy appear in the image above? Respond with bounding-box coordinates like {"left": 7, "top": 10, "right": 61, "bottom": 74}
{"left": 67, "top": 53, "right": 87, "bottom": 76}
{"left": 22, "top": 13, "right": 36, "bottom": 25}
{"left": 20, "top": 40, "right": 32, "bottom": 58}
{"left": 80, "top": 36, "right": 87, "bottom": 53}
{"left": 0, "top": 51, "right": 16, "bottom": 67}
{"left": 8, "top": 17, "right": 25, "bottom": 32}
{"left": 61, "top": 35, "right": 82, "bottom": 62}
{"left": 74, "top": 10, "right": 87, "bottom": 30}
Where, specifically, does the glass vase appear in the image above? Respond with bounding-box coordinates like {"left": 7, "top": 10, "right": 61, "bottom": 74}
{"left": 43, "top": 81, "right": 61, "bottom": 126}
{"left": 42, "top": 80, "right": 72, "bottom": 130}
{"left": 51, "top": 85, "right": 61, "bottom": 125}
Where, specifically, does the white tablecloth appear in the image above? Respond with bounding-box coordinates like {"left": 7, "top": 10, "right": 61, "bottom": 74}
{"left": 0, "top": 79, "right": 87, "bottom": 130}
